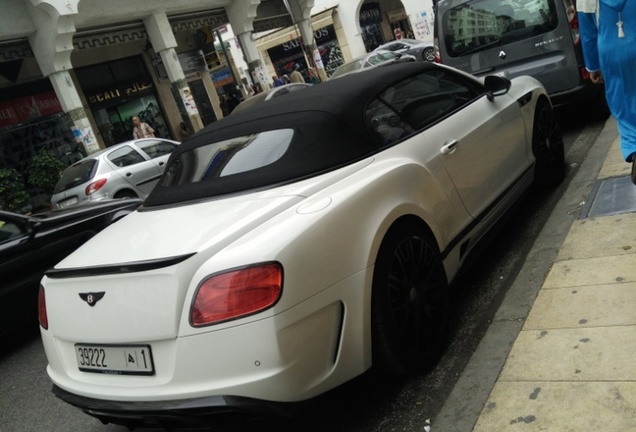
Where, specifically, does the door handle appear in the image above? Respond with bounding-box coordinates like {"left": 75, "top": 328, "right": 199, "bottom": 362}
{"left": 126, "top": 172, "right": 132, "bottom": 177}
{"left": 440, "top": 140, "right": 458, "bottom": 155}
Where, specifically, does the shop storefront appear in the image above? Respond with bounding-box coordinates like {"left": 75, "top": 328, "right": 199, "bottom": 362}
{"left": 156, "top": 49, "right": 218, "bottom": 127}
{"left": 360, "top": 2, "right": 385, "bottom": 52}
{"left": 76, "top": 56, "right": 171, "bottom": 146}
{"left": 386, "top": 8, "right": 413, "bottom": 39}
{"left": 0, "top": 79, "right": 79, "bottom": 183}
{"left": 266, "top": 24, "right": 344, "bottom": 80}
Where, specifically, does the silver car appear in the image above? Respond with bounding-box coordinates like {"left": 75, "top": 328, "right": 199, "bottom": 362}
{"left": 329, "top": 49, "right": 415, "bottom": 80}
{"left": 51, "top": 138, "right": 179, "bottom": 209}
{"left": 374, "top": 38, "right": 435, "bottom": 62}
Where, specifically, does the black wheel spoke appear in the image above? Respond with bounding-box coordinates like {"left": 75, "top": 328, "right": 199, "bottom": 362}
{"left": 533, "top": 100, "right": 565, "bottom": 189}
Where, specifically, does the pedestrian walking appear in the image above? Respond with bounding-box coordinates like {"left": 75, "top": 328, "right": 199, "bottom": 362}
{"left": 131, "top": 116, "right": 155, "bottom": 139}
{"left": 178, "top": 122, "right": 192, "bottom": 142}
{"left": 290, "top": 64, "right": 306, "bottom": 83}
{"left": 578, "top": 0, "right": 636, "bottom": 184}
{"left": 272, "top": 75, "right": 284, "bottom": 87}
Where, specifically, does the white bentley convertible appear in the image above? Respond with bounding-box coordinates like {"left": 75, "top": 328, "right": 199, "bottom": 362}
{"left": 39, "top": 61, "right": 564, "bottom": 428}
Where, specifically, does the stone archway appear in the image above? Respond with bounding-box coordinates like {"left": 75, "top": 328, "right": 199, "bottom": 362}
{"left": 354, "top": 0, "right": 436, "bottom": 52}
{"left": 358, "top": 0, "right": 412, "bottom": 52}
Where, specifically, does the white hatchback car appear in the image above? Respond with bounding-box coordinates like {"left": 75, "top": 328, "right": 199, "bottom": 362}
{"left": 39, "top": 62, "right": 564, "bottom": 428}
{"left": 50, "top": 138, "right": 179, "bottom": 209}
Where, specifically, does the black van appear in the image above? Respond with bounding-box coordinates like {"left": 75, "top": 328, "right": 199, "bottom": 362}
{"left": 434, "top": 0, "right": 607, "bottom": 115}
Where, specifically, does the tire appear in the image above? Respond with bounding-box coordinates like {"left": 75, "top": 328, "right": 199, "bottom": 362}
{"left": 532, "top": 98, "right": 565, "bottom": 189}
{"left": 371, "top": 223, "right": 450, "bottom": 375}
{"left": 423, "top": 47, "right": 435, "bottom": 62}
{"left": 114, "top": 190, "right": 137, "bottom": 199}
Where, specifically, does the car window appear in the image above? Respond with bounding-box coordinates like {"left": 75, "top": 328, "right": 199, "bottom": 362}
{"left": 441, "top": 0, "right": 559, "bottom": 57}
{"left": 367, "top": 51, "right": 398, "bottom": 65}
{"left": 365, "top": 69, "right": 483, "bottom": 145}
{"left": 107, "top": 145, "right": 146, "bottom": 167}
{"left": 0, "top": 219, "right": 24, "bottom": 243}
{"left": 331, "top": 59, "right": 365, "bottom": 79}
{"left": 137, "top": 140, "right": 177, "bottom": 159}
{"left": 53, "top": 159, "right": 98, "bottom": 193}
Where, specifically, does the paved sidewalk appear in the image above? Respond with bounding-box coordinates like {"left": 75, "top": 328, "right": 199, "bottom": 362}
{"left": 470, "top": 121, "right": 636, "bottom": 431}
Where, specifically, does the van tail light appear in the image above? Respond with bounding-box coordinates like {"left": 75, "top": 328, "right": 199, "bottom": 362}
{"left": 433, "top": 37, "right": 441, "bottom": 63}
{"left": 85, "top": 178, "right": 107, "bottom": 196}
{"left": 190, "top": 262, "right": 283, "bottom": 327}
{"left": 38, "top": 285, "right": 48, "bottom": 330}
{"left": 581, "top": 67, "right": 590, "bottom": 81}
{"left": 567, "top": 6, "right": 580, "bottom": 45}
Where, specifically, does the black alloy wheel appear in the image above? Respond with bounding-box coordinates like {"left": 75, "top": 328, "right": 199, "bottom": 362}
{"left": 423, "top": 47, "right": 435, "bottom": 62}
{"left": 532, "top": 98, "right": 565, "bottom": 189}
{"left": 371, "top": 224, "right": 450, "bottom": 375}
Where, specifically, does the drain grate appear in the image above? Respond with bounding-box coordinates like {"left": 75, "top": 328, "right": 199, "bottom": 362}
{"left": 580, "top": 175, "right": 636, "bottom": 219}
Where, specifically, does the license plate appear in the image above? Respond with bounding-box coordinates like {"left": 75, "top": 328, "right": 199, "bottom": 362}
{"left": 59, "top": 197, "right": 78, "bottom": 208}
{"left": 75, "top": 344, "right": 154, "bottom": 375}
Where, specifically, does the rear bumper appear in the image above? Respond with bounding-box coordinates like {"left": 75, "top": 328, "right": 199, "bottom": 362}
{"left": 53, "top": 384, "right": 301, "bottom": 429}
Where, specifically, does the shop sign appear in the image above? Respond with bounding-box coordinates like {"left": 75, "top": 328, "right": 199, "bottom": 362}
{"left": 210, "top": 67, "right": 233, "bottom": 87}
{"left": 268, "top": 25, "right": 337, "bottom": 76}
{"left": 0, "top": 102, "right": 18, "bottom": 128}
{"left": 279, "top": 26, "right": 335, "bottom": 52}
{"left": 35, "top": 91, "right": 63, "bottom": 117}
{"left": 360, "top": 3, "right": 382, "bottom": 26}
{"left": 86, "top": 80, "right": 154, "bottom": 106}
{"left": 0, "top": 91, "right": 63, "bottom": 128}
{"left": 178, "top": 51, "right": 206, "bottom": 76}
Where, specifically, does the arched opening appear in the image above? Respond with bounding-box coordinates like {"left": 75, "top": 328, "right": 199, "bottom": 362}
{"left": 358, "top": 0, "right": 414, "bottom": 52}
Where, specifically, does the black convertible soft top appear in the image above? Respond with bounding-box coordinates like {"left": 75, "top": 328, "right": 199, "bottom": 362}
{"left": 145, "top": 62, "right": 438, "bottom": 207}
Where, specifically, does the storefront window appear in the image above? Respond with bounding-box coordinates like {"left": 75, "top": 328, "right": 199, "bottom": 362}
{"left": 267, "top": 25, "right": 344, "bottom": 80}
{"left": 0, "top": 79, "right": 83, "bottom": 207}
{"left": 359, "top": 2, "right": 385, "bottom": 51}
{"left": 92, "top": 96, "right": 169, "bottom": 145}
{"left": 77, "top": 56, "right": 172, "bottom": 146}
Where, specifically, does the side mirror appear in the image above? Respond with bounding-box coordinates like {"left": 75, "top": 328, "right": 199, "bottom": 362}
{"left": 27, "top": 220, "right": 42, "bottom": 240}
{"left": 484, "top": 75, "right": 512, "bottom": 101}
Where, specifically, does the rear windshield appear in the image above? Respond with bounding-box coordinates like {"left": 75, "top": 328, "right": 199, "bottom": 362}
{"left": 160, "top": 129, "right": 293, "bottom": 187}
{"left": 53, "top": 159, "right": 98, "bottom": 193}
{"left": 441, "top": 0, "right": 559, "bottom": 58}
{"left": 145, "top": 112, "right": 376, "bottom": 207}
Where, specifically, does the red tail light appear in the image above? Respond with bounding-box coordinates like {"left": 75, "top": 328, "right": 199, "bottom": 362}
{"left": 38, "top": 285, "right": 48, "bottom": 329}
{"left": 567, "top": 8, "right": 580, "bottom": 45}
{"left": 85, "top": 178, "right": 107, "bottom": 196}
{"left": 190, "top": 262, "right": 283, "bottom": 327}
{"left": 581, "top": 67, "right": 591, "bottom": 80}
{"left": 434, "top": 37, "right": 441, "bottom": 63}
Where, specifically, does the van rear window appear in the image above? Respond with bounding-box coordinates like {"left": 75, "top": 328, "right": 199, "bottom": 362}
{"left": 441, "top": 0, "right": 559, "bottom": 57}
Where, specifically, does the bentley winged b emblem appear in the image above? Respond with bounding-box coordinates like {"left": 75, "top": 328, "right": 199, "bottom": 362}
{"left": 79, "top": 292, "right": 105, "bottom": 307}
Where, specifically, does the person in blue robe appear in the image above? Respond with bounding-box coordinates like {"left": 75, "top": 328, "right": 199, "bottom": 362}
{"left": 578, "top": 0, "right": 636, "bottom": 183}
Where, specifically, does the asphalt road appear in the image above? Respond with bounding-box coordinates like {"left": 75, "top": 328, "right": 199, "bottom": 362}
{"left": 0, "top": 106, "right": 608, "bottom": 432}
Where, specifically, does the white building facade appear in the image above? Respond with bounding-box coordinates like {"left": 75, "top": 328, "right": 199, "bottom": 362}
{"left": 0, "top": 0, "right": 435, "bottom": 207}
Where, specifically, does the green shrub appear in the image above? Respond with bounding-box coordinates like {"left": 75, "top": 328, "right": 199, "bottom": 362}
{"left": 28, "top": 149, "right": 64, "bottom": 196}
{"left": 0, "top": 168, "right": 30, "bottom": 212}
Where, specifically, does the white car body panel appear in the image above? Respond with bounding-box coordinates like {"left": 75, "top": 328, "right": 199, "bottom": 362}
{"left": 39, "top": 63, "right": 558, "bottom": 422}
